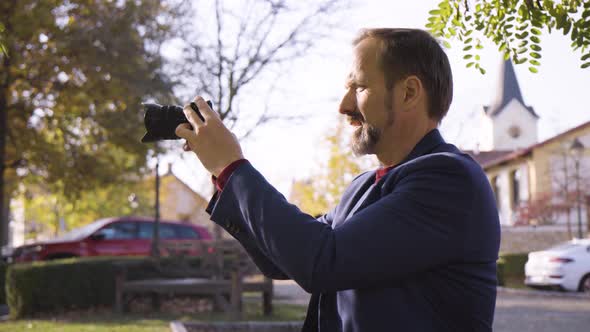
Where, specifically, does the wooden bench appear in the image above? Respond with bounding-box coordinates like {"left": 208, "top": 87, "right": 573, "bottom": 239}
{"left": 114, "top": 240, "right": 273, "bottom": 319}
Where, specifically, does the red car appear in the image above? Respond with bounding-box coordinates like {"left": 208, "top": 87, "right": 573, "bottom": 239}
{"left": 12, "top": 216, "right": 213, "bottom": 262}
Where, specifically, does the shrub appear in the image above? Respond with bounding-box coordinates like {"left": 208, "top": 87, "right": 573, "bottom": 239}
{"left": 499, "top": 253, "right": 528, "bottom": 279}
{"left": 496, "top": 258, "right": 505, "bottom": 286}
{"left": 5, "top": 256, "right": 204, "bottom": 318}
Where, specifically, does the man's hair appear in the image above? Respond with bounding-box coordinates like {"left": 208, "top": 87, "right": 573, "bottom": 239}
{"left": 353, "top": 28, "right": 453, "bottom": 122}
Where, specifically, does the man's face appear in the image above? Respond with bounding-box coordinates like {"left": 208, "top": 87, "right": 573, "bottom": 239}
{"left": 339, "top": 37, "right": 395, "bottom": 156}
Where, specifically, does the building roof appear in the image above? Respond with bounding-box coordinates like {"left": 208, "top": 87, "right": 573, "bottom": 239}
{"left": 481, "top": 120, "right": 590, "bottom": 169}
{"left": 483, "top": 59, "right": 539, "bottom": 119}
{"left": 463, "top": 150, "right": 514, "bottom": 166}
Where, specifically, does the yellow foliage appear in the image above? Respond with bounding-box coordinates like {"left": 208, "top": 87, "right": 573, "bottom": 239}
{"left": 291, "top": 119, "right": 378, "bottom": 216}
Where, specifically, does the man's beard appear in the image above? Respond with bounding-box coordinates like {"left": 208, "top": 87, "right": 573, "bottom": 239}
{"left": 351, "top": 123, "right": 381, "bottom": 156}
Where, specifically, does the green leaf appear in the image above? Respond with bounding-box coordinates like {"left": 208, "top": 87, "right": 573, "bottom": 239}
{"left": 463, "top": 45, "right": 473, "bottom": 51}
{"left": 466, "top": 62, "right": 475, "bottom": 68}
{"left": 529, "top": 59, "right": 540, "bottom": 66}
{"left": 479, "top": 67, "right": 486, "bottom": 75}
{"left": 518, "top": 40, "right": 529, "bottom": 47}
{"left": 531, "top": 44, "right": 542, "bottom": 51}
{"left": 463, "top": 54, "right": 473, "bottom": 59}
{"left": 464, "top": 29, "right": 473, "bottom": 36}
{"left": 505, "top": 24, "right": 514, "bottom": 30}
{"left": 476, "top": 44, "right": 484, "bottom": 50}
{"left": 563, "top": 20, "right": 572, "bottom": 35}
{"left": 528, "top": 66, "right": 538, "bottom": 73}
{"left": 443, "top": 40, "right": 452, "bottom": 48}
{"left": 517, "top": 47, "right": 527, "bottom": 54}
{"left": 531, "top": 28, "right": 541, "bottom": 35}
{"left": 531, "top": 36, "right": 541, "bottom": 43}
{"left": 582, "top": 53, "right": 590, "bottom": 61}
{"left": 504, "top": 52, "right": 511, "bottom": 60}
{"left": 475, "top": 54, "right": 481, "bottom": 60}
{"left": 515, "top": 57, "right": 527, "bottom": 64}
{"left": 499, "top": 43, "right": 507, "bottom": 51}
{"left": 465, "top": 37, "right": 473, "bottom": 44}
{"left": 429, "top": 9, "right": 441, "bottom": 15}
{"left": 581, "top": 62, "right": 590, "bottom": 69}
{"left": 530, "top": 52, "right": 542, "bottom": 59}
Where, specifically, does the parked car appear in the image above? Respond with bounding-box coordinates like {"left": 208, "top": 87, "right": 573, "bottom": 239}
{"left": 524, "top": 238, "right": 590, "bottom": 292}
{"left": 11, "top": 216, "right": 213, "bottom": 263}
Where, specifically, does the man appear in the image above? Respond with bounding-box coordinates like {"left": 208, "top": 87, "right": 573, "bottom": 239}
{"left": 175, "top": 28, "right": 500, "bottom": 332}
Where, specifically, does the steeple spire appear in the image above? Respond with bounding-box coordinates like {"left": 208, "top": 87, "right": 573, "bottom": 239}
{"left": 484, "top": 59, "right": 538, "bottom": 118}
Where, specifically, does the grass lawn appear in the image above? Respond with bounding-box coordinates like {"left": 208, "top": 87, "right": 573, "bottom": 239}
{"left": 0, "top": 302, "right": 307, "bottom": 332}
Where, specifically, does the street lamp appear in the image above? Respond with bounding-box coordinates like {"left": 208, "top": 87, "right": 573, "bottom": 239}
{"left": 569, "top": 138, "right": 585, "bottom": 239}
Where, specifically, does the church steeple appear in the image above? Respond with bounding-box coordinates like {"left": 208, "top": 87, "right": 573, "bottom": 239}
{"left": 484, "top": 59, "right": 538, "bottom": 118}
{"left": 479, "top": 58, "right": 539, "bottom": 151}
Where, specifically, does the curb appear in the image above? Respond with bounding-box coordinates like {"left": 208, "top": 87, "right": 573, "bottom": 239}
{"left": 170, "top": 321, "right": 303, "bottom": 332}
{"left": 497, "top": 286, "right": 590, "bottom": 299}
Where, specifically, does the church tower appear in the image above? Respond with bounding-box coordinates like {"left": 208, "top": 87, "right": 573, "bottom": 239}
{"left": 479, "top": 59, "right": 539, "bottom": 151}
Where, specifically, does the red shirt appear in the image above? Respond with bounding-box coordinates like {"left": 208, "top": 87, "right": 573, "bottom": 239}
{"left": 375, "top": 165, "right": 396, "bottom": 183}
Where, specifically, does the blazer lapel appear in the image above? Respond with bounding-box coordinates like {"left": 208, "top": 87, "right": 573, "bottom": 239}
{"left": 344, "top": 182, "right": 380, "bottom": 220}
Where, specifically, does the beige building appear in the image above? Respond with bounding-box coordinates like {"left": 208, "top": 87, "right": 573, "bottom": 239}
{"left": 155, "top": 169, "right": 219, "bottom": 236}
{"left": 466, "top": 60, "right": 589, "bottom": 234}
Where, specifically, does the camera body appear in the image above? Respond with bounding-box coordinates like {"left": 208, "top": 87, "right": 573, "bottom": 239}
{"left": 141, "top": 101, "right": 212, "bottom": 143}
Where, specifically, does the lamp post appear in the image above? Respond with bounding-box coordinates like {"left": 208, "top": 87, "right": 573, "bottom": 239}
{"left": 570, "top": 138, "right": 585, "bottom": 239}
{"left": 150, "top": 155, "right": 161, "bottom": 258}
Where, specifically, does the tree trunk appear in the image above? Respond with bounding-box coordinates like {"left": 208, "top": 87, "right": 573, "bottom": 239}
{"left": 0, "top": 71, "right": 8, "bottom": 247}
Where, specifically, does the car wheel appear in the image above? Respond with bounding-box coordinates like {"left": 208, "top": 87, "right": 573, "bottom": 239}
{"left": 578, "top": 274, "right": 590, "bottom": 293}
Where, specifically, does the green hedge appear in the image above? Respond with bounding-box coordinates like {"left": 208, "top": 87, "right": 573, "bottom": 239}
{"left": 499, "top": 253, "right": 528, "bottom": 278}
{"left": 5, "top": 256, "right": 204, "bottom": 318}
{"left": 496, "top": 259, "right": 505, "bottom": 286}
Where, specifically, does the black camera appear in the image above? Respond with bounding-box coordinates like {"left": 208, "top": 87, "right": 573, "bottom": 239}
{"left": 141, "top": 100, "right": 212, "bottom": 143}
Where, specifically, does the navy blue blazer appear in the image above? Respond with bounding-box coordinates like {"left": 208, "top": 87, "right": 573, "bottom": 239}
{"left": 206, "top": 129, "right": 501, "bottom": 332}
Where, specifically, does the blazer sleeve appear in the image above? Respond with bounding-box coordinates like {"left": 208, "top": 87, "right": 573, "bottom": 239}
{"left": 208, "top": 157, "right": 483, "bottom": 293}
{"left": 206, "top": 190, "right": 289, "bottom": 279}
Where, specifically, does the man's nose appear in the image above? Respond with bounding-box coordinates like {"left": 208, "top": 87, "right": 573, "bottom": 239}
{"left": 339, "top": 89, "right": 355, "bottom": 115}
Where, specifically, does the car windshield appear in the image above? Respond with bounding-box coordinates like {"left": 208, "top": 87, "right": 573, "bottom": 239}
{"left": 55, "top": 219, "right": 112, "bottom": 241}
{"left": 547, "top": 243, "right": 580, "bottom": 251}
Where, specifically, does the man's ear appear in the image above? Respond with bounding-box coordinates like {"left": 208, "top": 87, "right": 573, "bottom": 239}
{"left": 402, "top": 75, "right": 423, "bottom": 110}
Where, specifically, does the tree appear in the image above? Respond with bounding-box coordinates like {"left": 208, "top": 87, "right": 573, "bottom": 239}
{"left": 290, "top": 119, "right": 378, "bottom": 216}
{"left": 172, "top": 0, "right": 346, "bottom": 237}
{"left": 17, "top": 180, "right": 155, "bottom": 240}
{"left": 514, "top": 191, "right": 566, "bottom": 226}
{"left": 427, "top": 0, "right": 590, "bottom": 74}
{"left": 174, "top": 0, "right": 345, "bottom": 138}
{"left": 0, "top": 0, "right": 179, "bottom": 246}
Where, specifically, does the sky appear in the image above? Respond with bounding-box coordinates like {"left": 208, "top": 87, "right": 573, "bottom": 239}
{"left": 163, "top": 0, "right": 590, "bottom": 199}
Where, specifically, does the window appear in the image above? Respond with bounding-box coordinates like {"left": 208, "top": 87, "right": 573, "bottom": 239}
{"left": 137, "top": 222, "right": 193, "bottom": 239}
{"left": 138, "top": 223, "right": 154, "bottom": 239}
{"left": 96, "top": 222, "right": 137, "bottom": 240}
{"left": 159, "top": 224, "right": 176, "bottom": 239}
{"left": 510, "top": 169, "right": 521, "bottom": 209}
{"left": 175, "top": 225, "right": 199, "bottom": 239}
{"left": 491, "top": 176, "right": 500, "bottom": 205}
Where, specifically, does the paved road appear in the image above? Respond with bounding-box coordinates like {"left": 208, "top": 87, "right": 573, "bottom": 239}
{"left": 273, "top": 281, "right": 590, "bottom": 332}
{"left": 494, "top": 292, "right": 590, "bottom": 332}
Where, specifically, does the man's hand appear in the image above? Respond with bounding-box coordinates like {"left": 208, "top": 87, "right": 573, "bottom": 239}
{"left": 175, "top": 96, "right": 244, "bottom": 177}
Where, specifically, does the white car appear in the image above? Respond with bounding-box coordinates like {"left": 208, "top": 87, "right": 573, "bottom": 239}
{"left": 525, "top": 238, "right": 590, "bottom": 292}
